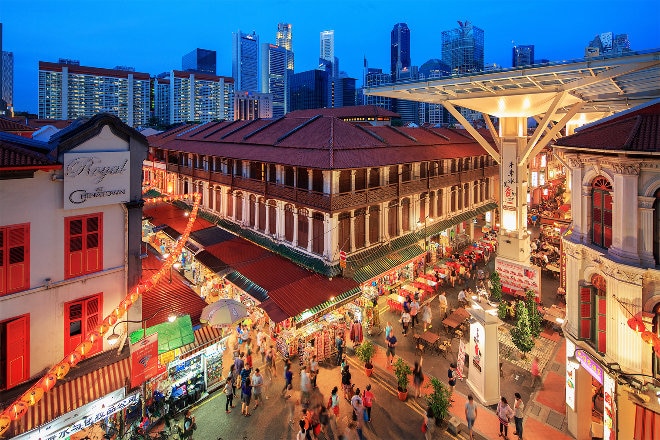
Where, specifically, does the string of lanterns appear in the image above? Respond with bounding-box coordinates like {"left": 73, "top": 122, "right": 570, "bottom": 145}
{"left": 0, "top": 193, "right": 202, "bottom": 436}
{"left": 627, "top": 312, "right": 660, "bottom": 356}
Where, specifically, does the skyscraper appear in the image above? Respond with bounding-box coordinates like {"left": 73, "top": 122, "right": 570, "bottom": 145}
{"left": 320, "top": 30, "right": 334, "bottom": 63}
{"left": 441, "top": 21, "right": 484, "bottom": 74}
{"left": 363, "top": 65, "right": 392, "bottom": 110}
{"left": 2, "top": 51, "right": 13, "bottom": 113}
{"left": 0, "top": 22, "right": 4, "bottom": 113}
{"left": 261, "top": 43, "right": 288, "bottom": 118}
{"left": 390, "top": 23, "right": 411, "bottom": 81}
{"left": 289, "top": 69, "right": 329, "bottom": 111}
{"left": 168, "top": 71, "right": 234, "bottom": 124}
{"left": 276, "top": 23, "right": 294, "bottom": 71}
{"left": 586, "top": 32, "right": 631, "bottom": 57}
{"left": 182, "top": 48, "right": 217, "bottom": 75}
{"left": 232, "top": 30, "right": 259, "bottom": 92}
{"left": 512, "top": 45, "right": 535, "bottom": 67}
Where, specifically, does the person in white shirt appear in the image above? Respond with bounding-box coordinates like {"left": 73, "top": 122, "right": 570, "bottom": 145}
{"left": 458, "top": 290, "right": 468, "bottom": 307}
{"left": 513, "top": 392, "right": 525, "bottom": 440}
{"left": 438, "top": 292, "right": 448, "bottom": 319}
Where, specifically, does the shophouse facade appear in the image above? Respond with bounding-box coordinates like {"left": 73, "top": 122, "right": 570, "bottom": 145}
{"left": 143, "top": 106, "right": 499, "bottom": 279}
{"left": 0, "top": 114, "right": 147, "bottom": 435}
{"left": 555, "top": 102, "right": 660, "bottom": 440}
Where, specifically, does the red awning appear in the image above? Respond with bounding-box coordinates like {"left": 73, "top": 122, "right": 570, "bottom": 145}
{"left": 12, "top": 357, "right": 130, "bottom": 436}
{"left": 143, "top": 202, "right": 213, "bottom": 234}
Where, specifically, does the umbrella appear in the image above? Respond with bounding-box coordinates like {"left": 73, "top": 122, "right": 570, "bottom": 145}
{"left": 200, "top": 299, "right": 249, "bottom": 326}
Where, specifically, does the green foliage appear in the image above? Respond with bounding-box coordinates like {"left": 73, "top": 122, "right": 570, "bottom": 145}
{"left": 525, "top": 290, "right": 542, "bottom": 338}
{"left": 426, "top": 377, "right": 453, "bottom": 421}
{"left": 394, "top": 358, "right": 412, "bottom": 392}
{"left": 355, "top": 340, "right": 375, "bottom": 367}
{"left": 497, "top": 301, "right": 509, "bottom": 320}
{"left": 490, "top": 271, "right": 503, "bottom": 302}
{"left": 511, "top": 301, "right": 535, "bottom": 355}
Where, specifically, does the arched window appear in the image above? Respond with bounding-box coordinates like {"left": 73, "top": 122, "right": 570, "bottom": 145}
{"left": 338, "top": 212, "right": 351, "bottom": 252}
{"left": 284, "top": 204, "right": 294, "bottom": 242}
{"left": 354, "top": 208, "right": 366, "bottom": 249}
{"left": 592, "top": 177, "right": 613, "bottom": 248}
{"left": 369, "top": 205, "right": 380, "bottom": 244}
{"left": 235, "top": 192, "right": 243, "bottom": 222}
{"left": 401, "top": 198, "right": 411, "bottom": 232}
{"left": 298, "top": 208, "right": 309, "bottom": 248}
{"left": 257, "top": 197, "right": 266, "bottom": 232}
{"left": 312, "top": 212, "right": 325, "bottom": 255}
{"left": 267, "top": 200, "right": 277, "bottom": 235}
{"left": 248, "top": 194, "right": 257, "bottom": 227}
{"left": 388, "top": 200, "right": 398, "bottom": 237}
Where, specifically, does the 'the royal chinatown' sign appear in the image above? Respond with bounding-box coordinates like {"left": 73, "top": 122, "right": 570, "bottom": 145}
{"left": 63, "top": 152, "right": 131, "bottom": 209}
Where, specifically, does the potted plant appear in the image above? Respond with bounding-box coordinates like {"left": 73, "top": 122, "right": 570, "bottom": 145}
{"left": 490, "top": 271, "right": 502, "bottom": 302}
{"left": 355, "top": 340, "right": 375, "bottom": 376}
{"left": 426, "top": 377, "right": 453, "bottom": 426}
{"left": 394, "top": 358, "right": 412, "bottom": 401}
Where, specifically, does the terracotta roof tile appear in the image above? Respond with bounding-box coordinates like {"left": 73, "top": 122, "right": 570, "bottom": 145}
{"left": 0, "top": 133, "right": 57, "bottom": 169}
{"left": 0, "top": 117, "right": 36, "bottom": 133}
{"left": 556, "top": 102, "right": 660, "bottom": 152}
{"left": 143, "top": 203, "right": 214, "bottom": 234}
{"left": 287, "top": 105, "right": 399, "bottom": 119}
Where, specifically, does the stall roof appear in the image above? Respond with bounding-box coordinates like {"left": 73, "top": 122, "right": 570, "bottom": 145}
{"left": 194, "top": 250, "right": 231, "bottom": 276}
{"left": 143, "top": 202, "right": 214, "bottom": 233}
{"left": 190, "top": 226, "right": 236, "bottom": 246}
{"left": 130, "top": 314, "right": 195, "bottom": 354}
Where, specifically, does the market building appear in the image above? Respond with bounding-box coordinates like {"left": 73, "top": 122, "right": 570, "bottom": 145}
{"left": 0, "top": 113, "right": 148, "bottom": 437}
{"left": 554, "top": 101, "right": 660, "bottom": 440}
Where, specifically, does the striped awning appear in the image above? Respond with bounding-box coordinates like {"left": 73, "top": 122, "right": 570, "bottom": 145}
{"left": 11, "top": 357, "right": 130, "bottom": 436}
{"left": 177, "top": 325, "right": 225, "bottom": 358}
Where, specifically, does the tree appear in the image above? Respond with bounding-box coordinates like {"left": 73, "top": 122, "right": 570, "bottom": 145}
{"left": 490, "top": 271, "right": 503, "bottom": 302}
{"left": 497, "top": 301, "right": 508, "bottom": 320}
{"left": 426, "top": 377, "right": 452, "bottom": 423}
{"left": 525, "top": 290, "right": 542, "bottom": 338}
{"left": 511, "top": 300, "right": 534, "bottom": 357}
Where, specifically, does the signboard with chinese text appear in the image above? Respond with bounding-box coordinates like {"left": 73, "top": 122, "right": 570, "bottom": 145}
{"left": 456, "top": 338, "right": 466, "bottom": 379}
{"left": 603, "top": 372, "right": 615, "bottom": 439}
{"left": 495, "top": 257, "right": 541, "bottom": 298}
{"left": 575, "top": 349, "right": 604, "bottom": 384}
{"left": 63, "top": 151, "right": 131, "bottom": 209}
{"left": 565, "top": 340, "right": 576, "bottom": 410}
{"left": 130, "top": 333, "right": 159, "bottom": 388}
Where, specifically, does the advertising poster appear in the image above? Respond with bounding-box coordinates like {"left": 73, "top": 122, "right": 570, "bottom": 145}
{"left": 565, "top": 340, "right": 576, "bottom": 410}
{"left": 456, "top": 339, "right": 466, "bottom": 379}
{"left": 130, "top": 333, "right": 159, "bottom": 388}
{"left": 495, "top": 257, "right": 541, "bottom": 299}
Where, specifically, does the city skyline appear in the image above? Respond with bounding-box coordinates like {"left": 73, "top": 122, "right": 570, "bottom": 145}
{"left": 1, "top": 0, "right": 659, "bottom": 114}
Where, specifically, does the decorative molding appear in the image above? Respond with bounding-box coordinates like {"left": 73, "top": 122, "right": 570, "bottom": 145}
{"left": 579, "top": 245, "right": 645, "bottom": 286}
{"left": 638, "top": 196, "right": 655, "bottom": 210}
{"left": 611, "top": 162, "right": 641, "bottom": 175}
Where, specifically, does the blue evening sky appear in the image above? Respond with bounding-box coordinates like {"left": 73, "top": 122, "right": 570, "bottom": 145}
{"left": 1, "top": 0, "right": 659, "bottom": 114}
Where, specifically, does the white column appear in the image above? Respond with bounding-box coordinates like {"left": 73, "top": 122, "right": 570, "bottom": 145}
{"left": 232, "top": 192, "right": 238, "bottom": 220}
{"left": 264, "top": 202, "right": 271, "bottom": 234}
{"left": 307, "top": 215, "right": 313, "bottom": 252}
{"left": 350, "top": 212, "right": 356, "bottom": 251}
{"left": 351, "top": 170, "right": 356, "bottom": 192}
{"left": 327, "top": 213, "right": 337, "bottom": 260}
{"left": 276, "top": 201, "right": 285, "bottom": 240}
{"left": 254, "top": 197, "right": 260, "bottom": 230}
{"left": 638, "top": 196, "right": 655, "bottom": 267}
{"left": 293, "top": 210, "right": 299, "bottom": 246}
{"left": 397, "top": 202, "right": 402, "bottom": 237}
{"left": 365, "top": 211, "right": 371, "bottom": 247}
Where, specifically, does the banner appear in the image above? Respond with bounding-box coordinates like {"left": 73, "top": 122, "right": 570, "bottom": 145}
{"left": 130, "top": 333, "right": 159, "bottom": 388}
{"left": 456, "top": 338, "right": 466, "bottom": 379}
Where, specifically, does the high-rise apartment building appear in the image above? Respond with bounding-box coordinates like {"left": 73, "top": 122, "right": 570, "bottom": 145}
{"left": 1, "top": 51, "right": 11, "bottom": 114}
{"left": 169, "top": 70, "right": 234, "bottom": 124}
{"left": 391, "top": 23, "right": 411, "bottom": 80}
{"left": 182, "top": 48, "right": 217, "bottom": 75}
{"left": 585, "top": 32, "right": 631, "bottom": 57}
{"left": 38, "top": 61, "right": 150, "bottom": 127}
{"left": 152, "top": 75, "right": 170, "bottom": 125}
{"left": 512, "top": 44, "right": 535, "bottom": 67}
{"left": 234, "top": 90, "right": 272, "bottom": 120}
{"left": 232, "top": 30, "right": 260, "bottom": 93}
{"left": 276, "top": 23, "right": 294, "bottom": 71}
{"left": 363, "top": 67, "right": 392, "bottom": 110}
{"left": 441, "top": 21, "right": 484, "bottom": 74}
{"left": 0, "top": 23, "right": 4, "bottom": 113}
{"left": 261, "top": 43, "right": 288, "bottom": 118}
{"left": 320, "top": 30, "right": 334, "bottom": 63}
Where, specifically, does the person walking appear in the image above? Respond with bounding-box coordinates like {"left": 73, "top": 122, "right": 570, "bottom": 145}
{"left": 465, "top": 394, "right": 478, "bottom": 440}
{"left": 328, "top": 386, "right": 340, "bottom": 429}
{"left": 448, "top": 363, "right": 457, "bottom": 401}
{"left": 300, "top": 366, "right": 311, "bottom": 407}
{"left": 386, "top": 331, "right": 398, "bottom": 366}
{"left": 384, "top": 321, "right": 393, "bottom": 340}
{"left": 241, "top": 375, "right": 253, "bottom": 417}
{"left": 282, "top": 360, "right": 293, "bottom": 396}
{"left": 513, "top": 392, "right": 524, "bottom": 439}
{"left": 530, "top": 357, "right": 541, "bottom": 388}
{"left": 223, "top": 377, "right": 234, "bottom": 413}
{"left": 422, "top": 407, "right": 436, "bottom": 440}
{"left": 336, "top": 333, "right": 345, "bottom": 366}
{"left": 362, "top": 384, "right": 374, "bottom": 422}
{"left": 421, "top": 303, "right": 432, "bottom": 331}
{"left": 341, "top": 365, "right": 352, "bottom": 401}
{"left": 438, "top": 291, "right": 448, "bottom": 320}
{"left": 496, "top": 396, "right": 514, "bottom": 438}
{"left": 350, "top": 388, "right": 365, "bottom": 440}
{"left": 410, "top": 298, "right": 420, "bottom": 328}
{"left": 413, "top": 358, "right": 424, "bottom": 398}
{"left": 309, "top": 355, "right": 319, "bottom": 389}
{"left": 251, "top": 368, "right": 264, "bottom": 409}
{"left": 401, "top": 309, "right": 411, "bottom": 336}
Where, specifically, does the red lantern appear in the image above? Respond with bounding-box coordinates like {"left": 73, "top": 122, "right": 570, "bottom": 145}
{"left": 76, "top": 341, "right": 93, "bottom": 357}
{"left": 55, "top": 361, "right": 70, "bottom": 379}
{"left": 20, "top": 387, "right": 44, "bottom": 406}
{"left": 40, "top": 372, "right": 57, "bottom": 392}
{"left": 0, "top": 414, "right": 11, "bottom": 435}
{"left": 636, "top": 320, "right": 647, "bottom": 333}
{"left": 627, "top": 316, "right": 639, "bottom": 331}
{"left": 641, "top": 331, "right": 654, "bottom": 345}
{"left": 8, "top": 402, "right": 27, "bottom": 420}
{"left": 68, "top": 352, "right": 81, "bottom": 367}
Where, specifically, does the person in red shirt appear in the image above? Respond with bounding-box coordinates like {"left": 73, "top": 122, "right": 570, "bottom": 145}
{"left": 362, "top": 384, "right": 375, "bottom": 422}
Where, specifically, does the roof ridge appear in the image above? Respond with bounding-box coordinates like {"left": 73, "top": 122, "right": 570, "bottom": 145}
{"left": 623, "top": 115, "right": 643, "bottom": 148}
{"left": 386, "top": 125, "right": 417, "bottom": 142}
{"left": 203, "top": 119, "right": 240, "bottom": 139}
{"left": 243, "top": 117, "right": 285, "bottom": 140}
{"left": 276, "top": 114, "right": 322, "bottom": 143}
{"left": 421, "top": 126, "right": 450, "bottom": 141}
{"left": 220, "top": 119, "right": 260, "bottom": 140}
{"left": 355, "top": 124, "right": 386, "bottom": 143}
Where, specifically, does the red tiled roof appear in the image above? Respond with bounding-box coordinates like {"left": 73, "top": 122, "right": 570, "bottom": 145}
{"left": 141, "top": 251, "right": 207, "bottom": 327}
{"left": 0, "top": 117, "right": 36, "bottom": 133}
{"left": 267, "top": 274, "right": 358, "bottom": 318}
{"left": 555, "top": 102, "right": 660, "bottom": 152}
{"left": 149, "top": 112, "right": 497, "bottom": 169}
{"left": 143, "top": 203, "right": 214, "bottom": 235}
{"left": 171, "top": 69, "right": 233, "bottom": 82}
{"left": 0, "top": 135, "right": 58, "bottom": 169}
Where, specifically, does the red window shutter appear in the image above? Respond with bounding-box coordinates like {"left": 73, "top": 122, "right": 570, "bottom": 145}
{"left": 6, "top": 316, "right": 29, "bottom": 389}
{"left": 579, "top": 287, "right": 593, "bottom": 340}
{"left": 85, "top": 215, "right": 102, "bottom": 273}
{"left": 7, "top": 225, "right": 29, "bottom": 293}
{"left": 0, "top": 228, "right": 5, "bottom": 295}
{"left": 85, "top": 296, "right": 102, "bottom": 355}
{"left": 66, "top": 218, "right": 84, "bottom": 278}
{"left": 597, "top": 296, "right": 607, "bottom": 353}
{"left": 65, "top": 214, "right": 102, "bottom": 278}
{"left": 65, "top": 301, "right": 83, "bottom": 354}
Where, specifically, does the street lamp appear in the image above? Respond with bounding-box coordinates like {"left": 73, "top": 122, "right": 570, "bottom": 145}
{"left": 107, "top": 308, "right": 177, "bottom": 346}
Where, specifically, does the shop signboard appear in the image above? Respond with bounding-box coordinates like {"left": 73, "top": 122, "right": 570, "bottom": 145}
{"left": 63, "top": 151, "right": 131, "bottom": 209}
{"left": 13, "top": 388, "right": 126, "bottom": 440}
{"left": 575, "top": 349, "right": 604, "bottom": 384}
{"left": 130, "top": 333, "right": 159, "bottom": 388}
{"left": 495, "top": 257, "right": 541, "bottom": 298}
{"left": 456, "top": 338, "right": 466, "bottom": 379}
{"left": 560, "top": 240, "right": 566, "bottom": 290}
{"left": 603, "top": 372, "right": 615, "bottom": 440}
{"left": 565, "top": 340, "right": 576, "bottom": 410}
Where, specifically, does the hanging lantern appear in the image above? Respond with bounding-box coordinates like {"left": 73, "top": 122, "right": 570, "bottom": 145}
{"left": 103, "top": 314, "right": 117, "bottom": 328}
{"left": 68, "top": 352, "right": 81, "bottom": 367}
{"left": 0, "top": 414, "right": 11, "bottom": 435}
{"left": 76, "top": 341, "right": 93, "bottom": 357}
{"left": 9, "top": 402, "right": 28, "bottom": 420}
{"left": 627, "top": 316, "right": 639, "bottom": 331}
{"left": 88, "top": 330, "right": 101, "bottom": 344}
{"left": 40, "top": 372, "right": 57, "bottom": 392}
{"left": 20, "top": 387, "right": 44, "bottom": 406}
{"left": 641, "top": 331, "right": 654, "bottom": 345}
{"left": 130, "top": 292, "right": 140, "bottom": 303}
{"left": 55, "top": 361, "right": 70, "bottom": 379}
{"left": 99, "top": 322, "right": 110, "bottom": 334}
